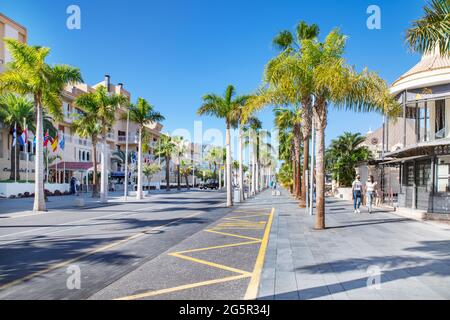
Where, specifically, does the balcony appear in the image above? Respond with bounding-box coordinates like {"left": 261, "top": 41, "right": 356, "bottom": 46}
{"left": 117, "top": 135, "right": 138, "bottom": 144}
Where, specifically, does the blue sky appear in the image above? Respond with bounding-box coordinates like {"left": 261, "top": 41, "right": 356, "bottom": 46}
{"left": 1, "top": 0, "right": 425, "bottom": 146}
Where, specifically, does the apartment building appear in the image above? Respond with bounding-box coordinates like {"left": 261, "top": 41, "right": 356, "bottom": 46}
{"left": 0, "top": 14, "right": 164, "bottom": 188}
{"left": 0, "top": 13, "right": 27, "bottom": 73}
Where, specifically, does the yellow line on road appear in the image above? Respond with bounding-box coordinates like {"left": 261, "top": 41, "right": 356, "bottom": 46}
{"left": 244, "top": 208, "right": 275, "bottom": 300}
{"left": 170, "top": 253, "right": 252, "bottom": 276}
{"left": 114, "top": 208, "right": 275, "bottom": 301}
{"left": 0, "top": 211, "right": 203, "bottom": 291}
{"left": 115, "top": 274, "right": 251, "bottom": 300}
{"left": 204, "top": 229, "right": 262, "bottom": 241}
{"left": 171, "top": 240, "right": 261, "bottom": 255}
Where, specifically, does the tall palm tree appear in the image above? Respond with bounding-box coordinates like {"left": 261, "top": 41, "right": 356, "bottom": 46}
{"left": 269, "top": 21, "right": 319, "bottom": 207}
{"left": 303, "top": 30, "right": 400, "bottom": 229}
{"left": 71, "top": 104, "right": 102, "bottom": 198}
{"left": 274, "top": 106, "right": 302, "bottom": 199}
{"left": 154, "top": 134, "right": 176, "bottom": 191}
{"left": 75, "top": 86, "right": 128, "bottom": 203}
{"left": 0, "top": 93, "right": 34, "bottom": 181}
{"left": 197, "top": 85, "right": 248, "bottom": 207}
{"left": 0, "top": 39, "right": 82, "bottom": 211}
{"left": 125, "top": 98, "right": 164, "bottom": 199}
{"left": 180, "top": 160, "right": 192, "bottom": 190}
{"left": 406, "top": 0, "right": 450, "bottom": 56}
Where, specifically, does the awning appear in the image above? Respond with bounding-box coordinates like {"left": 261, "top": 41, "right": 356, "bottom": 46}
{"left": 111, "top": 172, "right": 125, "bottom": 178}
{"left": 379, "top": 155, "right": 430, "bottom": 165}
{"left": 49, "top": 162, "right": 93, "bottom": 171}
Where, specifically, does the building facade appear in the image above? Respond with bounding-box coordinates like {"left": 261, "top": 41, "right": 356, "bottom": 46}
{"left": 0, "top": 14, "right": 164, "bottom": 193}
{"left": 375, "top": 50, "right": 450, "bottom": 216}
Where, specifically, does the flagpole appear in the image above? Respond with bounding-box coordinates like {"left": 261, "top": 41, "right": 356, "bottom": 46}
{"left": 14, "top": 122, "right": 17, "bottom": 183}
{"left": 24, "top": 118, "right": 29, "bottom": 184}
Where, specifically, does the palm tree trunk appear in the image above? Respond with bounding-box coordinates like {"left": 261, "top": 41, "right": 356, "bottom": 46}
{"left": 177, "top": 164, "right": 181, "bottom": 190}
{"left": 33, "top": 102, "right": 46, "bottom": 212}
{"left": 314, "top": 105, "right": 327, "bottom": 230}
{"left": 10, "top": 144, "right": 21, "bottom": 181}
{"left": 239, "top": 126, "right": 244, "bottom": 201}
{"left": 299, "top": 138, "right": 309, "bottom": 207}
{"left": 226, "top": 125, "right": 232, "bottom": 207}
{"left": 92, "top": 142, "right": 99, "bottom": 198}
{"left": 166, "top": 155, "right": 171, "bottom": 191}
{"left": 136, "top": 127, "right": 143, "bottom": 200}
{"left": 185, "top": 174, "right": 190, "bottom": 190}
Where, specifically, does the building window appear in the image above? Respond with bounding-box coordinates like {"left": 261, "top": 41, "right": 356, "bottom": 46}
{"left": 436, "top": 156, "right": 450, "bottom": 194}
{"left": 87, "top": 152, "right": 90, "bottom": 162}
{"left": 415, "top": 160, "right": 432, "bottom": 191}
{"left": 435, "top": 100, "right": 446, "bottom": 139}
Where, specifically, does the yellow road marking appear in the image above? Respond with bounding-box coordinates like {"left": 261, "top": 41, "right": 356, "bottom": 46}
{"left": 0, "top": 211, "right": 203, "bottom": 291}
{"left": 114, "top": 274, "right": 250, "bottom": 300}
{"left": 244, "top": 208, "right": 275, "bottom": 300}
{"left": 205, "top": 229, "right": 262, "bottom": 241}
{"left": 170, "top": 253, "right": 252, "bottom": 276}
{"left": 172, "top": 240, "right": 261, "bottom": 254}
{"left": 115, "top": 208, "right": 275, "bottom": 300}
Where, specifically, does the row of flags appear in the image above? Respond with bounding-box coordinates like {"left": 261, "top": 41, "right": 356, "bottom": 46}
{"left": 12, "top": 122, "right": 65, "bottom": 152}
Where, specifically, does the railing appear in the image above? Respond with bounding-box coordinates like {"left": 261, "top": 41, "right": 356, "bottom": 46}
{"left": 117, "top": 135, "right": 138, "bottom": 144}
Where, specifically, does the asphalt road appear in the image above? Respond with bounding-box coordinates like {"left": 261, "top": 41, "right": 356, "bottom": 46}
{"left": 0, "top": 189, "right": 274, "bottom": 300}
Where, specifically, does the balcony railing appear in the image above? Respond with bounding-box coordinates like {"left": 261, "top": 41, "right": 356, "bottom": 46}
{"left": 118, "top": 135, "right": 138, "bottom": 144}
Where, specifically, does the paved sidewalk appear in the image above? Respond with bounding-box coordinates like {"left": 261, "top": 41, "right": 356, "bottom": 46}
{"left": 252, "top": 189, "right": 450, "bottom": 300}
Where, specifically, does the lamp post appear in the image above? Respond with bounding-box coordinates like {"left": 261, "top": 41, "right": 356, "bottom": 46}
{"left": 124, "top": 107, "right": 130, "bottom": 202}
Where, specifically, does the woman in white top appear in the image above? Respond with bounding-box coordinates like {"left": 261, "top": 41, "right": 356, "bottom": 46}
{"left": 366, "top": 175, "right": 378, "bottom": 213}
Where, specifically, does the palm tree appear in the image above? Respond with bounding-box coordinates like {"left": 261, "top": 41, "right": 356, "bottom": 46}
{"left": 274, "top": 106, "right": 302, "bottom": 199}
{"left": 326, "top": 132, "right": 371, "bottom": 187}
{"left": 406, "top": 0, "right": 450, "bottom": 56}
{"left": 154, "top": 134, "right": 176, "bottom": 191}
{"left": 142, "top": 162, "right": 161, "bottom": 189}
{"left": 71, "top": 105, "right": 102, "bottom": 198}
{"left": 171, "top": 136, "right": 188, "bottom": 191}
{"left": 197, "top": 85, "right": 248, "bottom": 207}
{"left": 0, "top": 39, "right": 82, "bottom": 211}
{"left": 0, "top": 93, "right": 34, "bottom": 181}
{"left": 75, "top": 86, "right": 128, "bottom": 203}
{"left": 205, "top": 146, "right": 223, "bottom": 185}
{"left": 269, "top": 21, "right": 320, "bottom": 206}
{"left": 304, "top": 30, "right": 400, "bottom": 229}
{"left": 125, "top": 98, "right": 164, "bottom": 199}
{"left": 180, "top": 160, "right": 192, "bottom": 190}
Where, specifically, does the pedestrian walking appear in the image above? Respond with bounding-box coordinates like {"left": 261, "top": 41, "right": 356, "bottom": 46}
{"left": 75, "top": 177, "right": 80, "bottom": 196}
{"left": 352, "top": 175, "right": 363, "bottom": 214}
{"left": 366, "top": 175, "right": 378, "bottom": 214}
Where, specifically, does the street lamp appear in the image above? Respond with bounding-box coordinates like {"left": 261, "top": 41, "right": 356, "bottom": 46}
{"left": 124, "top": 106, "right": 130, "bottom": 201}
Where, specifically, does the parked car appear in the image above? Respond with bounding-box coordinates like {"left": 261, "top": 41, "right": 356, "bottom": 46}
{"left": 200, "top": 180, "right": 219, "bottom": 190}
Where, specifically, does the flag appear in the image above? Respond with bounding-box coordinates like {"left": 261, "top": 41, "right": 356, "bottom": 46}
{"left": 18, "top": 127, "right": 28, "bottom": 146}
{"left": 51, "top": 134, "right": 58, "bottom": 152}
{"left": 33, "top": 136, "right": 36, "bottom": 147}
{"left": 59, "top": 133, "right": 65, "bottom": 151}
{"left": 44, "top": 130, "right": 50, "bottom": 147}
{"left": 12, "top": 123, "right": 17, "bottom": 147}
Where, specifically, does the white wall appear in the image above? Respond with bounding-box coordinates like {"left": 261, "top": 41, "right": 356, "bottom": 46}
{"left": 0, "top": 183, "right": 69, "bottom": 198}
{"left": 4, "top": 23, "right": 19, "bottom": 64}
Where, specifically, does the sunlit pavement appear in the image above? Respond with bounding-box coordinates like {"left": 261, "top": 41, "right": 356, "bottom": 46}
{"left": 1, "top": 188, "right": 449, "bottom": 300}
{"left": 257, "top": 189, "right": 450, "bottom": 300}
